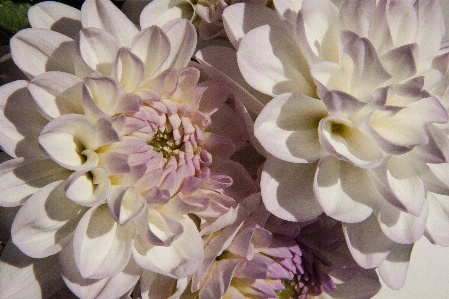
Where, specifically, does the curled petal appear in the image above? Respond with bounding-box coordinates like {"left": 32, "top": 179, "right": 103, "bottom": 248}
{"left": 11, "top": 181, "right": 87, "bottom": 258}
{"left": 66, "top": 167, "right": 111, "bottom": 207}
{"left": 73, "top": 204, "right": 136, "bottom": 279}
{"left": 319, "top": 115, "right": 385, "bottom": 168}
{"left": 83, "top": 75, "right": 120, "bottom": 118}
{"left": 255, "top": 93, "right": 327, "bottom": 163}
{"left": 38, "top": 115, "right": 99, "bottom": 171}
{"left": 113, "top": 48, "right": 144, "bottom": 92}
{"left": 260, "top": 155, "right": 323, "bottom": 222}
{"left": 137, "top": 209, "right": 184, "bottom": 247}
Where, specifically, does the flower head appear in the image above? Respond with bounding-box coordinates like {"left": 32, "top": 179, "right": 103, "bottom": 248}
{"left": 0, "top": 0, "right": 256, "bottom": 297}
{"left": 207, "top": 0, "right": 449, "bottom": 289}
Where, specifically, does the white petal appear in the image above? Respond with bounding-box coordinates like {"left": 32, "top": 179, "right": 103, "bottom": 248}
{"left": 0, "top": 242, "right": 64, "bottom": 299}
{"left": 329, "top": 269, "right": 381, "bottom": 299}
{"left": 0, "top": 158, "right": 70, "bottom": 207}
{"left": 113, "top": 48, "right": 144, "bottom": 92}
{"left": 237, "top": 24, "right": 314, "bottom": 97}
{"left": 222, "top": 3, "right": 284, "bottom": 49}
{"left": 314, "top": 156, "right": 376, "bottom": 223}
{"left": 140, "top": 270, "right": 188, "bottom": 299}
{"left": 319, "top": 115, "right": 385, "bottom": 168}
{"left": 377, "top": 243, "right": 413, "bottom": 290}
{"left": 343, "top": 214, "right": 394, "bottom": 269}
{"left": 0, "top": 81, "right": 48, "bottom": 158}
{"left": 28, "top": 1, "right": 82, "bottom": 39}
{"left": 260, "top": 155, "right": 323, "bottom": 222}
{"left": 73, "top": 204, "right": 135, "bottom": 279}
{"left": 425, "top": 192, "right": 449, "bottom": 246}
{"left": 81, "top": 0, "right": 138, "bottom": 47}
{"left": 377, "top": 199, "right": 429, "bottom": 244}
{"left": 83, "top": 75, "right": 120, "bottom": 117}
{"left": 195, "top": 46, "right": 268, "bottom": 114}
{"left": 133, "top": 216, "right": 203, "bottom": 278}
{"left": 273, "top": 0, "right": 303, "bottom": 26}
{"left": 75, "top": 27, "right": 120, "bottom": 77}
{"left": 339, "top": 0, "right": 374, "bottom": 38}
{"left": 415, "top": 0, "right": 444, "bottom": 61}
{"left": 10, "top": 28, "right": 75, "bottom": 79}
{"left": 131, "top": 26, "right": 171, "bottom": 80}
{"left": 38, "top": 115, "right": 100, "bottom": 171}
{"left": 107, "top": 186, "right": 146, "bottom": 225}
{"left": 60, "top": 242, "right": 140, "bottom": 299}
{"left": 161, "top": 18, "right": 197, "bottom": 70}
{"left": 28, "top": 71, "right": 84, "bottom": 119}
{"left": 66, "top": 167, "right": 111, "bottom": 207}
{"left": 11, "top": 181, "right": 86, "bottom": 258}
{"left": 139, "top": 0, "right": 194, "bottom": 29}
{"left": 254, "top": 93, "right": 327, "bottom": 163}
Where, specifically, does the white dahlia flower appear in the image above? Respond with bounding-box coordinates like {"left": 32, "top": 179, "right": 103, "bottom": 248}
{"left": 0, "top": 0, "right": 257, "bottom": 297}
{"left": 193, "top": 0, "right": 449, "bottom": 290}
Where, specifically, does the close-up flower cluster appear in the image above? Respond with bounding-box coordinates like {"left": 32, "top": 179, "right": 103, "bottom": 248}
{"left": 1, "top": 0, "right": 449, "bottom": 298}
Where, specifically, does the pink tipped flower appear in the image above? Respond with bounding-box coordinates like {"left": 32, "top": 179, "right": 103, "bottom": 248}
{"left": 187, "top": 194, "right": 381, "bottom": 299}
{"left": 0, "top": 0, "right": 257, "bottom": 297}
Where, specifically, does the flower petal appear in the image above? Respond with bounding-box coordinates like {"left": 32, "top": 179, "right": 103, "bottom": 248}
{"left": 113, "top": 48, "right": 144, "bottom": 92}
{"left": 425, "top": 192, "right": 449, "bottom": 246}
{"left": 139, "top": 0, "right": 194, "bottom": 29}
{"left": 10, "top": 28, "right": 75, "bottom": 79}
{"left": 161, "top": 18, "right": 197, "bottom": 70}
{"left": 107, "top": 185, "right": 146, "bottom": 225}
{"left": 0, "top": 81, "right": 48, "bottom": 158}
{"left": 377, "top": 198, "right": 429, "bottom": 244}
{"left": 314, "top": 156, "right": 377, "bottom": 223}
{"left": 28, "top": 1, "right": 82, "bottom": 39}
{"left": 131, "top": 26, "right": 171, "bottom": 80}
{"left": 329, "top": 269, "right": 381, "bottom": 299}
{"left": 11, "top": 181, "right": 87, "bottom": 258}
{"left": 60, "top": 242, "right": 140, "bottom": 299}
{"left": 260, "top": 155, "right": 323, "bottom": 222}
{"left": 237, "top": 24, "right": 314, "bottom": 97}
{"left": 343, "top": 214, "right": 394, "bottom": 269}
{"left": 73, "top": 204, "right": 135, "bottom": 279}
{"left": 28, "top": 71, "right": 84, "bottom": 119}
{"left": 377, "top": 243, "right": 413, "bottom": 290}
{"left": 0, "top": 158, "right": 70, "bottom": 207}
{"left": 81, "top": 0, "right": 138, "bottom": 47}
{"left": 65, "top": 167, "right": 111, "bottom": 207}
{"left": 133, "top": 216, "right": 203, "bottom": 278}
{"left": 255, "top": 93, "right": 327, "bottom": 163}
{"left": 0, "top": 242, "right": 64, "bottom": 299}
{"left": 140, "top": 270, "right": 188, "bottom": 299}
{"left": 222, "top": 3, "right": 284, "bottom": 49}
